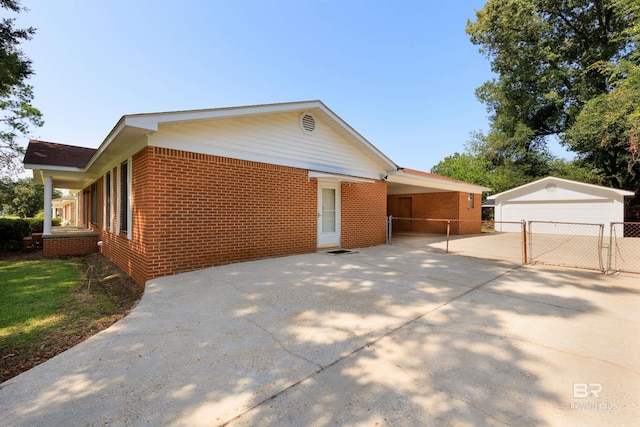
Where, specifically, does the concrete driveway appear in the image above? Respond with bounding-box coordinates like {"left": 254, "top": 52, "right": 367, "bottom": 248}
{"left": 1, "top": 245, "right": 638, "bottom": 426}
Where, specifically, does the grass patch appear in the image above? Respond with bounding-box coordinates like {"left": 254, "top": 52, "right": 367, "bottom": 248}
{"left": 0, "top": 255, "right": 141, "bottom": 382}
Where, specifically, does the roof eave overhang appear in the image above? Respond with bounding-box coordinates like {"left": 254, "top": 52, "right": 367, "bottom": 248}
{"left": 24, "top": 100, "right": 400, "bottom": 188}
{"left": 122, "top": 100, "right": 398, "bottom": 174}
{"left": 488, "top": 176, "right": 636, "bottom": 201}
{"left": 30, "top": 168, "right": 99, "bottom": 190}
{"left": 387, "top": 171, "right": 491, "bottom": 193}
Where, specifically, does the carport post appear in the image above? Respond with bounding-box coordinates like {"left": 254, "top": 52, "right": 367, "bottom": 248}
{"left": 522, "top": 220, "right": 527, "bottom": 265}
{"left": 386, "top": 215, "right": 392, "bottom": 245}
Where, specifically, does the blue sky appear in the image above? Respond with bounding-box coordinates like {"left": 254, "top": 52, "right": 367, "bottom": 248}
{"left": 17, "top": 0, "right": 568, "bottom": 172}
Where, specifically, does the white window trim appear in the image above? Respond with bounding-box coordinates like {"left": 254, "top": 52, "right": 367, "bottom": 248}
{"left": 103, "top": 172, "right": 114, "bottom": 232}
{"left": 126, "top": 158, "right": 132, "bottom": 240}
{"left": 109, "top": 173, "right": 114, "bottom": 233}
{"left": 103, "top": 174, "right": 107, "bottom": 230}
{"left": 116, "top": 164, "right": 121, "bottom": 235}
{"left": 115, "top": 158, "right": 133, "bottom": 240}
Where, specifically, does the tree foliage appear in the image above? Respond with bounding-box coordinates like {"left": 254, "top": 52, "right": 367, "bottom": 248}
{"left": 0, "top": 177, "right": 60, "bottom": 218}
{"left": 565, "top": 62, "right": 640, "bottom": 190}
{"left": 467, "top": 0, "right": 634, "bottom": 145}
{"left": 0, "top": 0, "right": 42, "bottom": 177}
{"left": 433, "top": 0, "right": 639, "bottom": 200}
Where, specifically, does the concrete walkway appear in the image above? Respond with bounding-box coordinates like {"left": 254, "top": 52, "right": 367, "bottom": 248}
{"left": 1, "top": 246, "right": 638, "bottom": 426}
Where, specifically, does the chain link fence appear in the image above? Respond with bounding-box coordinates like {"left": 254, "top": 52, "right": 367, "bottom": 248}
{"left": 387, "top": 217, "right": 525, "bottom": 265}
{"left": 387, "top": 216, "right": 639, "bottom": 274}
{"left": 609, "top": 222, "right": 640, "bottom": 274}
{"left": 527, "top": 221, "right": 605, "bottom": 271}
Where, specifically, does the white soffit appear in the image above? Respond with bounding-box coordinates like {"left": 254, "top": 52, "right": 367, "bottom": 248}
{"left": 387, "top": 171, "right": 490, "bottom": 193}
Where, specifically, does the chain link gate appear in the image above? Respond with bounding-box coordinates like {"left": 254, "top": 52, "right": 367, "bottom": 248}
{"left": 609, "top": 222, "right": 640, "bottom": 274}
{"left": 527, "top": 221, "right": 605, "bottom": 271}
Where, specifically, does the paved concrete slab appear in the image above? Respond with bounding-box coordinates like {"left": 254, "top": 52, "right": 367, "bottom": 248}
{"left": 0, "top": 246, "right": 638, "bottom": 426}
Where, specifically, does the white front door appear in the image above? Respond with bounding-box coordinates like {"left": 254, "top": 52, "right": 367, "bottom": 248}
{"left": 317, "top": 181, "right": 340, "bottom": 248}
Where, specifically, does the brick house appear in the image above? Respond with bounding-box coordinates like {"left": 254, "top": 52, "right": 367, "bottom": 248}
{"left": 24, "top": 101, "right": 489, "bottom": 287}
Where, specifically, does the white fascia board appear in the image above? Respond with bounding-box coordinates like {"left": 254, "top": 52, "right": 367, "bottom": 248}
{"left": 126, "top": 100, "right": 324, "bottom": 127}
{"left": 23, "top": 164, "right": 85, "bottom": 173}
{"left": 388, "top": 171, "right": 490, "bottom": 193}
{"left": 488, "top": 176, "right": 635, "bottom": 200}
{"left": 315, "top": 103, "right": 398, "bottom": 171}
{"left": 84, "top": 119, "right": 128, "bottom": 171}
{"left": 308, "top": 171, "right": 376, "bottom": 183}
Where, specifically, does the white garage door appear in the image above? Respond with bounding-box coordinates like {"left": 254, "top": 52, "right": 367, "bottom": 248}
{"left": 500, "top": 200, "right": 612, "bottom": 235}
{"left": 501, "top": 200, "right": 612, "bottom": 223}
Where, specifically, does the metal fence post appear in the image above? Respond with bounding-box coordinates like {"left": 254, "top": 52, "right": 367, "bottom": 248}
{"left": 528, "top": 221, "right": 533, "bottom": 265}
{"left": 522, "top": 219, "right": 527, "bottom": 265}
{"left": 387, "top": 215, "right": 392, "bottom": 245}
{"left": 608, "top": 223, "right": 614, "bottom": 273}
{"left": 446, "top": 220, "right": 450, "bottom": 253}
{"left": 598, "top": 224, "right": 604, "bottom": 272}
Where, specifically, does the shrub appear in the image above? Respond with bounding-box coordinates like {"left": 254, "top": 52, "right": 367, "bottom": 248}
{"left": 24, "top": 218, "right": 62, "bottom": 234}
{"left": 26, "top": 218, "right": 43, "bottom": 233}
{"left": 0, "top": 218, "right": 30, "bottom": 251}
{"left": 0, "top": 217, "right": 62, "bottom": 251}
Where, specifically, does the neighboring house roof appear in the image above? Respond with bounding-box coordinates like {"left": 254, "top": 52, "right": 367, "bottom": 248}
{"left": 24, "top": 140, "right": 97, "bottom": 168}
{"left": 52, "top": 196, "right": 76, "bottom": 206}
{"left": 487, "top": 176, "right": 635, "bottom": 201}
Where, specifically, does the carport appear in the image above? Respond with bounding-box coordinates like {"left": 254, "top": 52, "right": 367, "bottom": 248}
{"left": 386, "top": 168, "right": 490, "bottom": 235}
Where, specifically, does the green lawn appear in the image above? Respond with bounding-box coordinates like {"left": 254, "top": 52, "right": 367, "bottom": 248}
{"left": 0, "top": 260, "right": 81, "bottom": 348}
{"left": 0, "top": 257, "right": 141, "bottom": 381}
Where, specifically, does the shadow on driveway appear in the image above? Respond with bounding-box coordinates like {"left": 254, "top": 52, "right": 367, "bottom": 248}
{"left": 1, "top": 245, "right": 638, "bottom": 426}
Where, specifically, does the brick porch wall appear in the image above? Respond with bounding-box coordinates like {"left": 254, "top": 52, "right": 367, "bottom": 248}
{"left": 43, "top": 235, "right": 100, "bottom": 257}
{"left": 341, "top": 180, "right": 387, "bottom": 248}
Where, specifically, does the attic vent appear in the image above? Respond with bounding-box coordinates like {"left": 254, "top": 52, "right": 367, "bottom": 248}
{"left": 300, "top": 113, "right": 316, "bottom": 134}
{"left": 545, "top": 183, "right": 558, "bottom": 193}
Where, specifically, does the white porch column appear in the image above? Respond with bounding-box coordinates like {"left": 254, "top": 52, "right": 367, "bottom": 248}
{"left": 44, "top": 175, "right": 53, "bottom": 235}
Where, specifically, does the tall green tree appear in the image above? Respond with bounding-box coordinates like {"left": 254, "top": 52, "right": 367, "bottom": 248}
{"left": 466, "top": 0, "right": 637, "bottom": 186}
{"left": 565, "top": 63, "right": 640, "bottom": 190}
{"left": 0, "top": 0, "right": 42, "bottom": 177}
{"left": 1, "top": 177, "right": 61, "bottom": 217}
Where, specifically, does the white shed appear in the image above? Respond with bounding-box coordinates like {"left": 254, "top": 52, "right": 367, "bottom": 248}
{"left": 488, "top": 177, "right": 635, "bottom": 235}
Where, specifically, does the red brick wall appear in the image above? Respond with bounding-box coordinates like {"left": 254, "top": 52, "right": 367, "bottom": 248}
{"left": 387, "top": 192, "right": 481, "bottom": 235}
{"left": 83, "top": 146, "right": 391, "bottom": 286}
{"left": 457, "top": 192, "right": 482, "bottom": 234}
{"left": 96, "top": 151, "right": 151, "bottom": 287}
{"left": 341, "top": 180, "right": 387, "bottom": 248}
{"left": 140, "top": 146, "right": 318, "bottom": 280}
{"left": 43, "top": 236, "right": 99, "bottom": 257}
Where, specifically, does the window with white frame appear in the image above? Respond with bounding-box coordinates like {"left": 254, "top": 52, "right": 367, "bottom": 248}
{"left": 117, "top": 159, "right": 132, "bottom": 239}
{"left": 104, "top": 172, "right": 113, "bottom": 232}
{"left": 91, "top": 183, "right": 98, "bottom": 225}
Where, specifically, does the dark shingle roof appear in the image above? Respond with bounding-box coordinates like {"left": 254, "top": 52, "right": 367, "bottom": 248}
{"left": 23, "top": 140, "right": 97, "bottom": 168}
